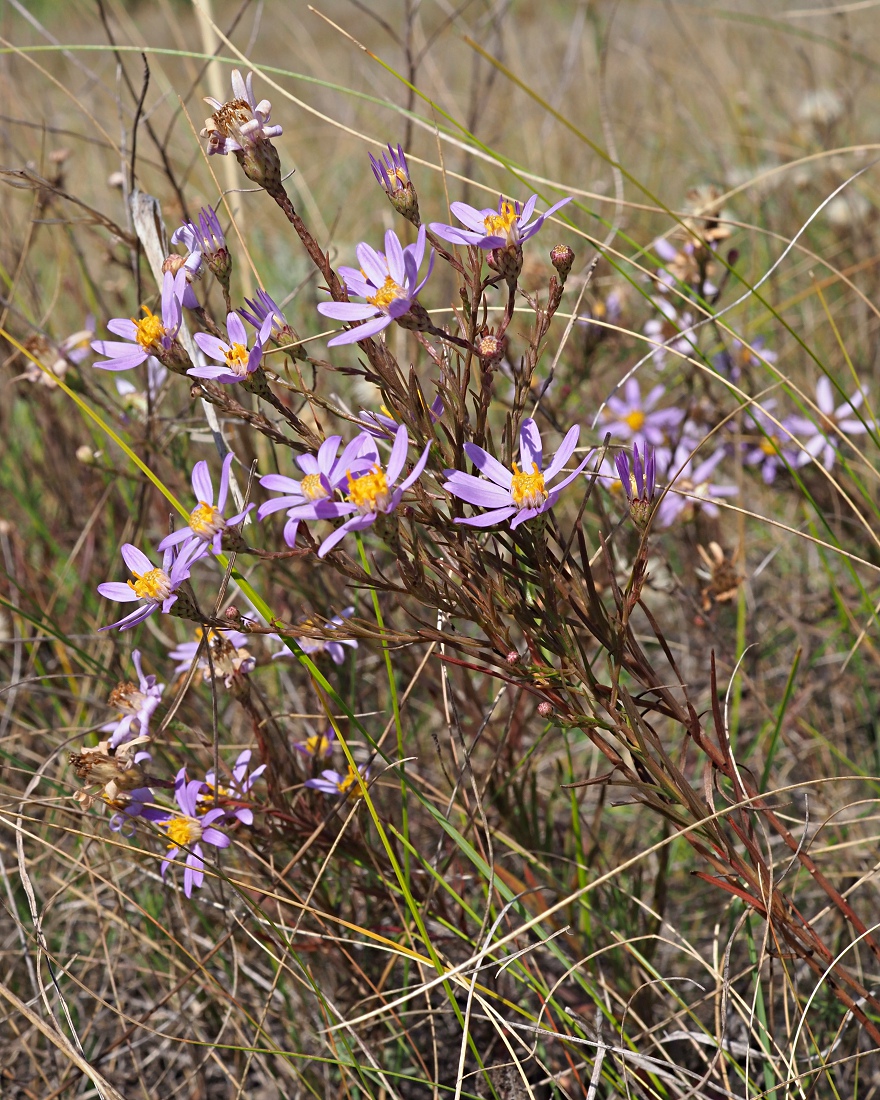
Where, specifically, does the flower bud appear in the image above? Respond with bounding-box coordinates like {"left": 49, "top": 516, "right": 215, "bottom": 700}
{"left": 477, "top": 333, "right": 505, "bottom": 365}
{"left": 537, "top": 701, "right": 553, "bottom": 717}
{"left": 550, "top": 244, "right": 574, "bottom": 280}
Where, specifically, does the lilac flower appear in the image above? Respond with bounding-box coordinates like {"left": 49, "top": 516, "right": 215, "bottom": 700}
{"left": 795, "top": 376, "right": 873, "bottom": 470}
{"left": 201, "top": 69, "right": 282, "bottom": 157}
{"left": 168, "top": 628, "right": 255, "bottom": 681}
{"left": 358, "top": 394, "right": 444, "bottom": 440}
{"left": 97, "top": 541, "right": 200, "bottom": 631}
{"left": 316, "top": 426, "right": 431, "bottom": 557}
{"left": 742, "top": 403, "right": 800, "bottom": 484}
{"left": 158, "top": 452, "right": 253, "bottom": 558}
{"left": 190, "top": 311, "right": 273, "bottom": 383}
{"left": 615, "top": 443, "right": 657, "bottom": 528}
{"left": 443, "top": 418, "right": 590, "bottom": 529}
{"left": 258, "top": 434, "right": 380, "bottom": 548}
{"left": 370, "top": 143, "right": 419, "bottom": 222}
{"left": 159, "top": 768, "right": 231, "bottom": 897}
{"left": 429, "top": 193, "right": 572, "bottom": 250}
{"left": 602, "top": 378, "right": 684, "bottom": 446}
{"left": 239, "top": 289, "right": 292, "bottom": 342}
{"left": 317, "top": 226, "right": 434, "bottom": 346}
{"left": 306, "top": 762, "right": 370, "bottom": 799}
{"left": 92, "top": 270, "right": 185, "bottom": 372}
{"left": 643, "top": 298, "right": 697, "bottom": 367}
{"left": 102, "top": 650, "right": 164, "bottom": 749}
{"left": 294, "top": 727, "right": 337, "bottom": 760}
{"left": 656, "top": 448, "right": 737, "bottom": 527}
{"left": 202, "top": 750, "right": 265, "bottom": 826}
{"left": 713, "top": 336, "right": 777, "bottom": 382}
{"left": 109, "top": 784, "right": 165, "bottom": 835}
{"left": 272, "top": 607, "right": 357, "bottom": 666}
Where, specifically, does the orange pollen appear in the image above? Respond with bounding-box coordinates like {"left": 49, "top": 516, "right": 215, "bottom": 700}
{"left": 301, "top": 473, "right": 329, "bottom": 502}
{"left": 127, "top": 567, "right": 172, "bottom": 601}
{"left": 367, "top": 275, "right": 407, "bottom": 312}
{"left": 624, "top": 409, "right": 646, "bottom": 431}
{"left": 164, "top": 816, "right": 203, "bottom": 848}
{"left": 189, "top": 501, "right": 225, "bottom": 537}
{"left": 224, "top": 342, "right": 250, "bottom": 375}
{"left": 484, "top": 200, "right": 518, "bottom": 238}
{"left": 510, "top": 462, "right": 547, "bottom": 509}
{"left": 347, "top": 465, "right": 390, "bottom": 513}
{"left": 132, "top": 308, "right": 165, "bottom": 349}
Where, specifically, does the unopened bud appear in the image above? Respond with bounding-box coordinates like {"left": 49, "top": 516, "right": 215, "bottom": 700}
{"left": 224, "top": 606, "right": 242, "bottom": 623}
{"left": 550, "top": 244, "right": 574, "bottom": 280}
{"left": 537, "top": 701, "right": 553, "bottom": 717}
{"left": 490, "top": 245, "right": 523, "bottom": 286}
{"left": 76, "top": 445, "right": 98, "bottom": 465}
{"left": 506, "top": 650, "right": 519, "bottom": 665}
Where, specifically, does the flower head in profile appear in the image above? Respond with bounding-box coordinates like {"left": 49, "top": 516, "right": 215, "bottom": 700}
{"left": 370, "top": 143, "right": 419, "bottom": 223}
{"left": 172, "top": 205, "right": 230, "bottom": 293}
{"left": 602, "top": 378, "right": 684, "bottom": 446}
{"left": 168, "top": 628, "right": 255, "bottom": 684}
{"left": 272, "top": 607, "right": 357, "bottom": 666}
{"left": 239, "top": 288, "right": 294, "bottom": 343}
{"left": 159, "top": 768, "right": 231, "bottom": 897}
{"left": 92, "top": 270, "right": 185, "bottom": 372}
{"left": 102, "top": 650, "right": 164, "bottom": 749}
{"left": 97, "top": 542, "right": 200, "bottom": 631}
{"left": 158, "top": 452, "right": 253, "bottom": 558}
{"left": 317, "top": 226, "right": 434, "bottom": 346}
{"left": 615, "top": 443, "right": 657, "bottom": 529}
{"left": 202, "top": 750, "right": 265, "bottom": 826}
{"left": 294, "top": 726, "right": 337, "bottom": 760}
{"left": 316, "top": 426, "right": 431, "bottom": 557}
{"left": 190, "top": 311, "right": 273, "bottom": 383}
{"left": 430, "top": 193, "right": 571, "bottom": 250}
{"left": 444, "top": 418, "right": 589, "bottom": 529}
{"left": 656, "top": 447, "right": 737, "bottom": 527}
{"left": 259, "top": 433, "right": 379, "bottom": 548}
{"left": 643, "top": 298, "right": 697, "bottom": 367}
{"left": 795, "top": 376, "right": 873, "bottom": 471}
{"left": 306, "top": 762, "right": 370, "bottom": 800}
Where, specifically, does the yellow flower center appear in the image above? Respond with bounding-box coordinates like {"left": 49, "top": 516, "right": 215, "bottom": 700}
{"left": 164, "top": 816, "right": 203, "bottom": 848}
{"left": 127, "top": 567, "right": 172, "bottom": 601}
{"left": 301, "top": 473, "right": 329, "bottom": 502}
{"left": 305, "top": 732, "right": 330, "bottom": 757}
{"left": 189, "top": 501, "right": 225, "bottom": 537}
{"left": 347, "top": 464, "right": 390, "bottom": 513}
{"left": 224, "top": 342, "right": 250, "bottom": 375}
{"left": 337, "top": 765, "right": 368, "bottom": 798}
{"left": 367, "top": 275, "right": 407, "bottom": 312}
{"left": 760, "top": 437, "right": 780, "bottom": 456}
{"left": 132, "top": 307, "right": 165, "bottom": 349}
{"left": 484, "top": 200, "right": 518, "bottom": 238}
{"left": 624, "top": 409, "right": 646, "bottom": 431}
{"left": 510, "top": 462, "right": 548, "bottom": 509}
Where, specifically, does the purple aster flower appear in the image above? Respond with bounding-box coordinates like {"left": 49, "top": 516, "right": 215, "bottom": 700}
{"left": 272, "top": 607, "right": 357, "bottom": 666}
{"left": 429, "top": 193, "right": 572, "bottom": 250}
{"left": 713, "top": 336, "right": 777, "bottom": 382}
{"left": 602, "top": 378, "right": 684, "bottom": 446}
{"left": 201, "top": 69, "right": 282, "bottom": 157}
{"left": 109, "top": 783, "right": 166, "bottom": 835}
{"left": 157, "top": 452, "right": 254, "bottom": 558}
{"left": 239, "top": 288, "right": 293, "bottom": 342}
{"left": 316, "top": 425, "right": 431, "bottom": 557}
{"left": 358, "top": 394, "right": 444, "bottom": 440}
{"left": 742, "top": 403, "right": 800, "bottom": 484}
{"left": 443, "top": 418, "right": 590, "bottom": 529}
{"left": 159, "top": 768, "right": 231, "bottom": 897}
{"left": 202, "top": 750, "right": 265, "bottom": 826}
{"left": 643, "top": 298, "right": 697, "bottom": 367}
{"left": 370, "top": 143, "right": 419, "bottom": 222}
{"left": 656, "top": 448, "right": 737, "bottom": 527}
{"left": 92, "top": 269, "right": 185, "bottom": 372}
{"left": 173, "top": 205, "right": 225, "bottom": 264}
{"left": 305, "top": 762, "right": 370, "bottom": 799}
{"left": 258, "top": 433, "right": 380, "bottom": 548}
{"left": 615, "top": 443, "right": 657, "bottom": 528}
{"left": 316, "top": 225, "right": 434, "bottom": 346}
{"left": 795, "top": 376, "right": 873, "bottom": 470}
{"left": 294, "top": 727, "right": 337, "bottom": 760}
{"left": 190, "top": 311, "right": 273, "bottom": 383}
{"left": 102, "top": 649, "right": 164, "bottom": 749}
{"left": 168, "top": 628, "right": 255, "bottom": 679}
{"left": 97, "top": 541, "right": 200, "bottom": 631}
